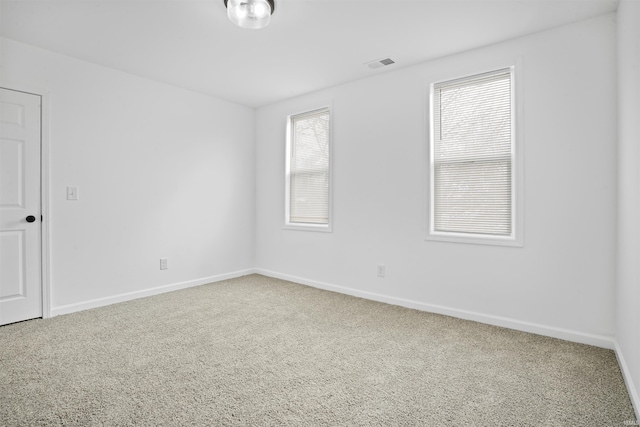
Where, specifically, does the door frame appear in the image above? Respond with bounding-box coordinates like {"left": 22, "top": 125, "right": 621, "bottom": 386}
{"left": 1, "top": 83, "right": 52, "bottom": 319}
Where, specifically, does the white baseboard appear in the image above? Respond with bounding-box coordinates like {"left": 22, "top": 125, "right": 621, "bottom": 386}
{"left": 255, "top": 268, "right": 615, "bottom": 350}
{"left": 50, "top": 268, "right": 255, "bottom": 317}
{"left": 615, "top": 341, "right": 640, "bottom": 420}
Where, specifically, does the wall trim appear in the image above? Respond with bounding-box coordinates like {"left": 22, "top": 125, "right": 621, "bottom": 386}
{"left": 51, "top": 269, "right": 255, "bottom": 317}
{"left": 615, "top": 340, "right": 640, "bottom": 420}
{"left": 255, "top": 268, "right": 615, "bottom": 349}
{"left": 40, "top": 91, "right": 52, "bottom": 319}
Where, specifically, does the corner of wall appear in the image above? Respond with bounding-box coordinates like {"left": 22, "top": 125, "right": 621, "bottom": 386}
{"left": 616, "top": 0, "right": 640, "bottom": 420}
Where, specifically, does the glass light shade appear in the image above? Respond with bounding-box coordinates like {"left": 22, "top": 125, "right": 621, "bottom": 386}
{"left": 226, "top": 0, "right": 273, "bottom": 30}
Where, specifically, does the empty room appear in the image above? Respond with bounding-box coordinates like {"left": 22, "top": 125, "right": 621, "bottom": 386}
{"left": 1, "top": 0, "right": 639, "bottom": 425}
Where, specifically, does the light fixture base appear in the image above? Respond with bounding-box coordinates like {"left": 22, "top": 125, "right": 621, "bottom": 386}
{"left": 224, "top": 0, "right": 275, "bottom": 30}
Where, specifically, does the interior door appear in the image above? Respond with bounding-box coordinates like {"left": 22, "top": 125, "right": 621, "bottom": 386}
{"left": 0, "top": 87, "right": 42, "bottom": 325}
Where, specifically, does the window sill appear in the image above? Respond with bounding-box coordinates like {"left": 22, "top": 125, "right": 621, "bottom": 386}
{"left": 425, "top": 231, "right": 523, "bottom": 247}
{"left": 284, "top": 223, "right": 332, "bottom": 233}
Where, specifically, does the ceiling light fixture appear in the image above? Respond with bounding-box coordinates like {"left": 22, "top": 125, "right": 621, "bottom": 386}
{"left": 224, "top": 0, "right": 275, "bottom": 30}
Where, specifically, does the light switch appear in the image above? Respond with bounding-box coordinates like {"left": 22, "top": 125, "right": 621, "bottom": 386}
{"left": 67, "top": 186, "right": 78, "bottom": 200}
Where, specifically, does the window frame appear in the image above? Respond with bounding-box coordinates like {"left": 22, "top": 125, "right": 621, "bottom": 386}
{"left": 284, "top": 104, "right": 333, "bottom": 232}
{"left": 426, "top": 65, "right": 523, "bottom": 247}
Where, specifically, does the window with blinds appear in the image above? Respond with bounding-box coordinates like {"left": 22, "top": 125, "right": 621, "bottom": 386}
{"left": 286, "top": 107, "right": 331, "bottom": 228}
{"left": 430, "top": 68, "right": 515, "bottom": 239}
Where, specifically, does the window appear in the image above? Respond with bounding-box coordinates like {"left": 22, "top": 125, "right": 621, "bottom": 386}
{"left": 428, "top": 67, "right": 521, "bottom": 246}
{"left": 285, "top": 107, "right": 331, "bottom": 231}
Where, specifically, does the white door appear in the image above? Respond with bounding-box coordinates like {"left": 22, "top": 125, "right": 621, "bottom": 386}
{"left": 0, "top": 88, "right": 42, "bottom": 325}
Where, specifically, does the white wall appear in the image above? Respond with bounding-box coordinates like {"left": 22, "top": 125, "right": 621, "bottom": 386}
{"left": 0, "top": 38, "right": 256, "bottom": 313}
{"left": 256, "top": 15, "right": 618, "bottom": 347}
{"left": 616, "top": 0, "right": 640, "bottom": 414}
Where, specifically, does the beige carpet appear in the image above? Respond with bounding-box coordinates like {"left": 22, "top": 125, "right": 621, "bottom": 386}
{"left": 0, "top": 274, "right": 635, "bottom": 426}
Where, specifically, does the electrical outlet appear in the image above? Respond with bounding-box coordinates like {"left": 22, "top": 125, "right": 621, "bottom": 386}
{"left": 67, "top": 186, "right": 78, "bottom": 200}
{"left": 160, "top": 258, "right": 168, "bottom": 270}
{"left": 377, "top": 264, "right": 386, "bottom": 277}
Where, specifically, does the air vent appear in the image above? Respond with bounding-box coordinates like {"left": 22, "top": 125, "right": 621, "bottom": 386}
{"left": 365, "top": 57, "right": 396, "bottom": 70}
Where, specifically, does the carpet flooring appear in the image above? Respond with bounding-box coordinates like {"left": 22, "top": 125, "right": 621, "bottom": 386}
{"left": 0, "top": 274, "right": 635, "bottom": 426}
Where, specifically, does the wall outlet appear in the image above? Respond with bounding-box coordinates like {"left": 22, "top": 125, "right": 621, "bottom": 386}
{"left": 377, "top": 264, "right": 386, "bottom": 277}
{"left": 67, "top": 186, "right": 79, "bottom": 200}
{"left": 160, "top": 258, "right": 168, "bottom": 270}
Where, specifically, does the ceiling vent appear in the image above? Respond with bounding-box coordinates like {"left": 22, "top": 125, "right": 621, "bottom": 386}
{"left": 365, "top": 57, "right": 396, "bottom": 70}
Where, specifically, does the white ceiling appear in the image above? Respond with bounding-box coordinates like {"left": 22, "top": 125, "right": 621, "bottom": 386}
{"left": 0, "top": 0, "right": 618, "bottom": 108}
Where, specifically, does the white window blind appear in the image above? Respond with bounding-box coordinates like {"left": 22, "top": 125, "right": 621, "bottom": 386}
{"left": 289, "top": 108, "right": 330, "bottom": 225}
{"left": 432, "top": 68, "right": 513, "bottom": 236}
